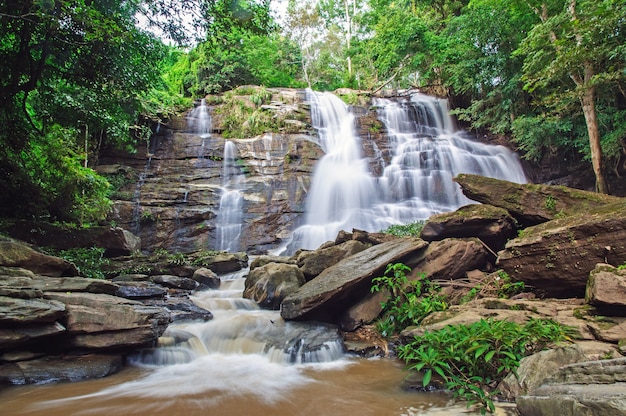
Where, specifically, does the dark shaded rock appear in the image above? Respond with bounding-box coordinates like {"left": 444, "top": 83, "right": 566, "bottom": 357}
{"left": 296, "top": 240, "right": 370, "bottom": 280}
{"left": 348, "top": 229, "right": 398, "bottom": 246}
{"left": 0, "top": 354, "right": 123, "bottom": 385}
{"left": 497, "top": 201, "right": 626, "bottom": 298}
{"left": 151, "top": 274, "right": 199, "bottom": 290}
{"left": 196, "top": 252, "right": 249, "bottom": 273}
{"left": 0, "top": 238, "right": 78, "bottom": 276}
{"left": 112, "top": 273, "right": 151, "bottom": 282}
{"left": 0, "top": 322, "right": 66, "bottom": 350}
{"left": 3, "top": 222, "right": 140, "bottom": 257}
{"left": 244, "top": 263, "right": 306, "bottom": 310}
{"left": 191, "top": 267, "right": 221, "bottom": 289}
{"left": 454, "top": 174, "right": 621, "bottom": 227}
{"left": 421, "top": 204, "right": 516, "bottom": 252}
{"left": 281, "top": 237, "right": 427, "bottom": 323}
{"left": 143, "top": 298, "right": 213, "bottom": 322}
{"left": 115, "top": 281, "right": 168, "bottom": 299}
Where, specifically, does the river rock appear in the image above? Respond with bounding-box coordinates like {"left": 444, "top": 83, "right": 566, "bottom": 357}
{"left": 454, "top": 174, "right": 621, "bottom": 227}
{"left": 296, "top": 240, "right": 371, "bottom": 280}
{"left": 243, "top": 262, "right": 306, "bottom": 310}
{"left": 0, "top": 238, "right": 78, "bottom": 276}
{"left": 281, "top": 237, "right": 428, "bottom": 323}
{"left": 29, "top": 276, "right": 119, "bottom": 295}
{"left": 0, "top": 322, "right": 66, "bottom": 350}
{"left": 420, "top": 204, "right": 516, "bottom": 252}
{"left": 497, "top": 201, "right": 626, "bottom": 298}
{"left": 191, "top": 267, "right": 221, "bottom": 289}
{"left": 114, "top": 281, "right": 169, "bottom": 299}
{"left": 0, "top": 353, "right": 123, "bottom": 385}
{"left": 44, "top": 292, "right": 170, "bottom": 349}
{"left": 516, "top": 358, "right": 626, "bottom": 416}
{"left": 151, "top": 274, "right": 199, "bottom": 290}
{"left": 586, "top": 264, "right": 626, "bottom": 314}
{"left": 198, "top": 252, "right": 249, "bottom": 273}
{"left": 0, "top": 296, "right": 66, "bottom": 325}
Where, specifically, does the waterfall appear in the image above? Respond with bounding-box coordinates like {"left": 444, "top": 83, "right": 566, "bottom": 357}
{"left": 187, "top": 98, "right": 211, "bottom": 138}
{"left": 288, "top": 90, "right": 526, "bottom": 252}
{"left": 215, "top": 141, "right": 245, "bottom": 252}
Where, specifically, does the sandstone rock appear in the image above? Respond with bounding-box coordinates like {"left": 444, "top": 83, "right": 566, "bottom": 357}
{"left": 151, "top": 274, "right": 199, "bottom": 290}
{"left": 30, "top": 276, "right": 119, "bottom": 295}
{"left": 0, "top": 238, "right": 78, "bottom": 276}
{"left": 281, "top": 238, "right": 428, "bottom": 322}
{"left": 339, "top": 238, "right": 490, "bottom": 331}
{"left": 0, "top": 296, "right": 66, "bottom": 325}
{"left": 44, "top": 292, "right": 170, "bottom": 349}
{"left": 454, "top": 174, "right": 621, "bottom": 227}
{"left": 191, "top": 267, "right": 221, "bottom": 289}
{"left": 112, "top": 273, "right": 151, "bottom": 282}
{"left": 142, "top": 298, "right": 213, "bottom": 322}
{"left": 498, "top": 345, "right": 587, "bottom": 400}
{"left": 198, "top": 252, "right": 249, "bottom": 273}
{"left": 420, "top": 204, "right": 516, "bottom": 252}
{"left": 250, "top": 255, "right": 295, "bottom": 270}
{"left": 516, "top": 358, "right": 626, "bottom": 416}
{"left": 0, "top": 354, "right": 123, "bottom": 385}
{"left": 497, "top": 201, "right": 626, "bottom": 298}
{"left": 0, "top": 322, "right": 66, "bottom": 350}
{"left": 586, "top": 264, "right": 626, "bottom": 313}
{"left": 243, "top": 262, "right": 305, "bottom": 310}
{"left": 296, "top": 240, "right": 370, "bottom": 280}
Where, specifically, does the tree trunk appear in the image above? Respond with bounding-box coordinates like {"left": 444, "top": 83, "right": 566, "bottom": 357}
{"left": 580, "top": 83, "right": 608, "bottom": 193}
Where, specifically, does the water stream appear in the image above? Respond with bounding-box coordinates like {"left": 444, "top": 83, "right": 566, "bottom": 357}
{"left": 0, "top": 273, "right": 512, "bottom": 416}
{"left": 215, "top": 141, "right": 245, "bottom": 252}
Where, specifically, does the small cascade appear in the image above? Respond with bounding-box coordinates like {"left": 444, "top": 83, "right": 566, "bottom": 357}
{"left": 130, "top": 138, "right": 155, "bottom": 235}
{"left": 133, "top": 274, "right": 345, "bottom": 366}
{"left": 187, "top": 98, "right": 211, "bottom": 138}
{"left": 215, "top": 141, "right": 245, "bottom": 252}
{"left": 287, "top": 90, "right": 526, "bottom": 253}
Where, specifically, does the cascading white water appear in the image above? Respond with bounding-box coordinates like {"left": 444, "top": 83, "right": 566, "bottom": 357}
{"left": 215, "top": 141, "right": 245, "bottom": 252}
{"left": 288, "top": 90, "right": 526, "bottom": 252}
{"left": 187, "top": 99, "right": 211, "bottom": 138}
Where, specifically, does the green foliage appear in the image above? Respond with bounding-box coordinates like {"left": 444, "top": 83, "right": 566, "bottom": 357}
{"left": 382, "top": 221, "right": 425, "bottom": 237}
{"left": 47, "top": 247, "right": 109, "bottom": 280}
{"left": 371, "top": 263, "right": 447, "bottom": 337}
{"left": 398, "top": 318, "right": 576, "bottom": 413}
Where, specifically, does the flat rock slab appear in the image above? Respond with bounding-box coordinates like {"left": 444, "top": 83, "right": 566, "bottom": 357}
{"left": 280, "top": 237, "right": 427, "bottom": 322}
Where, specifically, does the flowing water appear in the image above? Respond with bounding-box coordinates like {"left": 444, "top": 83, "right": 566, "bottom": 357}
{"left": 215, "top": 141, "right": 245, "bottom": 252}
{"left": 0, "top": 273, "right": 520, "bottom": 416}
{"left": 288, "top": 90, "right": 526, "bottom": 252}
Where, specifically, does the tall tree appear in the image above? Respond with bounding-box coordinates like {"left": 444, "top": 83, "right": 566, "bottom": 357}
{"left": 517, "top": 0, "right": 626, "bottom": 193}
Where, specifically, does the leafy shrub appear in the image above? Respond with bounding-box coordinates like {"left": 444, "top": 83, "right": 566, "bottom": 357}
{"left": 371, "top": 263, "right": 447, "bottom": 337}
{"left": 382, "top": 221, "right": 425, "bottom": 237}
{"left": 461, "top": 270, "right": 525, "bottom": 303}
{"left": 398, "top": 318, "right": 576, "bottom": 414}
{"left": 47, "top": 247, "right": 109, "bottom": 280}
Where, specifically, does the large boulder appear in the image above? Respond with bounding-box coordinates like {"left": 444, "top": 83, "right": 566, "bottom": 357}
{"left": 586, "top": 264, "right": 626, "bottom": 314}
{"left": 0, "top": 238, "right": 78, "bottom": 276}
{"left": 3, "top": 222, "right": 140, "bottom": 257}
{"left": 44, "top": 292, "right": 171, "bottom": 349}
{"left": 497, "top": 201, "right": 626, "bottom": 298}
{"left": 454, "top": 174, "right": 621, "bottom": 227}
{"left": 280, "top": 237, "right": 428, "bottom": 323}
{"left": 243, "top": 262, "right": 305, "bottom": 310}
{"left": 420, "top": 204, "right": 516, "bottom": 252}
{"left": 516, "top": 358, "right": 626, "bottom": 416}
{"left": 296, "top": 239, "right": 371, "bottom": 280}
{"left": 340, "top": 238, "right": 490, "bottom": 331}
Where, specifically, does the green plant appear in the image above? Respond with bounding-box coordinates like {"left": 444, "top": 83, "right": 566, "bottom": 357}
{"left": 544, "top": 195, "right": 557, "bottom": 212}
{"left": 461, "top": 270, "right": 525, "bottom": 303}
{"left": 371, "top": 263, "right": 447, "bottom": 337}
{"left": 47, "top": 247, "right": 109, "bottom": 280}
{"left": 383, "top": 221, "right": 425, "bottom": 237}
{"left": 398, "top": 318, "right": 576, "bottom": 414}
